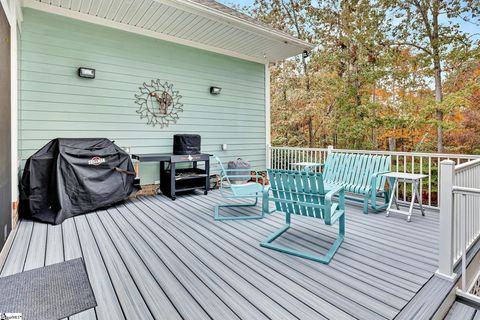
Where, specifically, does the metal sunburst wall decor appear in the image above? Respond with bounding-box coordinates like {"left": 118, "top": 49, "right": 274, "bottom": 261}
{"left": 134, "top": 79, "right": 184, "bottom": 128}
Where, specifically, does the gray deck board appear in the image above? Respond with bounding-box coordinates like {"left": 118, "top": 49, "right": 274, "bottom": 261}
{"left": 75, "top": 215, "right": 125, "bottom": 320}
{"left": 0, "top": 190, "right": 443, "bottom": 320}
{"left": 118, "top": 203, "right": 275, "bottom": 320}
{"left": 62, "top": 218, "right": 97, "bottom": 320}
{"left": 23, "top": 223, "right": 47, "bottom": 271}
{"left": 168, "top": 195, "right": 406, "bottom": 318}
{"left": 445, "top": 301, "right": 477, "bottom": 319}
{"left": 85, "top": 213, "right": 155, "bottom": 320}
{"left": 103, "top": 206, "right": 207, "bottom": 320}
{"left": 140, "top": 196, "right": 376, "bottom": 319}
{"left": 93, "top": 210, "right": 182, "bottom": 320}
{"left": 397, "top": 229, "right": 480, "bottom": 319}
{"left": 130, "top": 199, "right": 336, "bottom": 320}
{"left": 1, "top": 220, "right": 33, "bottom": 276}
{"left": 45, "top": 224, "right": 64, "bottom": 265}
{"left": 202, "top": 193, "right": 435, "bottom": 288}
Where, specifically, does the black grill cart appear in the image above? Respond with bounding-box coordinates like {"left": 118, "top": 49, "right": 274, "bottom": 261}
{"left": 132, "top": 153, "right": 210, "bottom": 200}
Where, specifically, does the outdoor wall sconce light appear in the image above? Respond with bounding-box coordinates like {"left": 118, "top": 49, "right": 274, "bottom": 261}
{"left": 78, "top": 67, "right": 95, "bottom": 79}
{"left": 210, "top": 86, "right": 222, "bottom": 95}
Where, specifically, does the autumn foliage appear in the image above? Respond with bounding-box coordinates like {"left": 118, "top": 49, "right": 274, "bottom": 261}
{"left": 245, "top": 0, "right": 480, "bottom": 154}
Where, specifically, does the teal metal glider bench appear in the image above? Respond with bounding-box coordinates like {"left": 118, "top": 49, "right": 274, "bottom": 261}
{"left": 213, "top": 156, "right": 268, "bottom": 221}
{"left": 323, "top": 153, "right": 391, "bottom": 214}
{"left": 261, "top": 169, "right": 345, "bottom": 264}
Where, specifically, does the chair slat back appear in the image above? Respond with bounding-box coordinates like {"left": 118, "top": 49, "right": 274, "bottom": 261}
{"left": 324, "top": 153, "right": 391, "bottom": 192}
{"left": 267, "top": 170, "right": 327, "bottom": 219}
{"left": 213, "top": 155, "right": 232, "bottom": 185}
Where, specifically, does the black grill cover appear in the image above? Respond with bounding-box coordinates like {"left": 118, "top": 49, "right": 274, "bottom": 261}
{"left": 173, "top": 134, "right": 201, "bottom": 155}
{"left": 19, "top": 138, "right": 138, "bottom": 225}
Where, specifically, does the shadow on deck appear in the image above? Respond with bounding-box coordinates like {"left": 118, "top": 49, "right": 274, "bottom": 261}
{"left": 0, "top": 190, "right": 439, "bottom": 320}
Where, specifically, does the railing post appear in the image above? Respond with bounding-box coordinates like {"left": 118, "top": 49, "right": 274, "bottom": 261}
{"left": 266, "top": 144, "right": 271, "bottom": 169}
{"left": 436, "top": 160, "right": 456, "bottom": 280}
{"left": 327, "top": 145, "right": 334, "bottom": 154}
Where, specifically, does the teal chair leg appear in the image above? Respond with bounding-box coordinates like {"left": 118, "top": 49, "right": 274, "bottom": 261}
{"left": 214, "top": 196, "right": 264, "bottom": 221}
{"left": 370, "top": 191, "right": 389, "bottom": 212}
{"left": 260, "top": 212, "right": 345, "bottom": 264}
{"left": 362, "top": 197, "right": 369, "bottom": 214}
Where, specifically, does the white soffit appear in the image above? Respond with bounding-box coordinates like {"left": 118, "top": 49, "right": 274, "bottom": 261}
{"left": 22, "top": 0, "right": 314, "bottom": 63}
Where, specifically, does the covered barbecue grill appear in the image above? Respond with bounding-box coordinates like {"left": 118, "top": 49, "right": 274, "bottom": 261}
{"left": 19, "top": 138, "right": 138, "bottom": 225}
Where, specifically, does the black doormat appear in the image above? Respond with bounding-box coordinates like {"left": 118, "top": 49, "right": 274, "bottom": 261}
{"left": 0, "top": 258, "right": 96, "bottom": 320}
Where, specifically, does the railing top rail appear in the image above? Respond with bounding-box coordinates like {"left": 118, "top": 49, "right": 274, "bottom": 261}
{"left": 455, "top": 159, "right": 480, "bottom": 172}
{"left": 270, "top": 147, "right": 329, "bottom": 151}
{"left": 270, "top": 146, "right": 480, "bottom": 160}
{"left": 453, "top": 186, "right": 480, "bottom": 196}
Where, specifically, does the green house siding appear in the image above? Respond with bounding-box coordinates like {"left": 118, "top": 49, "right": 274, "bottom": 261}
{"left": 19, "top": 9, "right": 267, "bottom": 184}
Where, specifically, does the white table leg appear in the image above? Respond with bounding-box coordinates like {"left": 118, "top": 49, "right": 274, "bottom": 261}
{"left": 414, "top": 179, "right": 425, "bottom": 216}
{"left": 386, "top": 178, "right": 397, "bottom": 217}
{"left": 407, "top": 180, "right": 418, "bottom": 222}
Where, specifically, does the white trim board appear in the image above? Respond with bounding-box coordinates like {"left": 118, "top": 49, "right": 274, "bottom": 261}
{"left": 10, "top": 8, "right": 18, "bottom": 206}
{"left": 265, "top": 62, "right": 271, "bottom": 169}
{"left": 23, "top": 0, "right": 269, "bottom": 64}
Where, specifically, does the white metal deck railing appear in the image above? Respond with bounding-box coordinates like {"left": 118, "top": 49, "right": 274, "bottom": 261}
{"left": 437, "top": 159, "right": 480, "bottom": 281}
{"left": 269, "top": 146, "right": 480, "bottom": 208}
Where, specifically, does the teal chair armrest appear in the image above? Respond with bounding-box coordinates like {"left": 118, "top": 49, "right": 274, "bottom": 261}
{"left": 324, "top": 185, "right": 344, "bottom": 225}
{"left": 370, "top": 170, "right": 391, "bottom": 192}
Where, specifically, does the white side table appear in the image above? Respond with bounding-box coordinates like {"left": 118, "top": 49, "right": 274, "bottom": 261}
{"left": 290, "top": 162, "right": 323, "bottom": 172}
{"left": 383, "top": 172, "right": 427, "bottom": 222}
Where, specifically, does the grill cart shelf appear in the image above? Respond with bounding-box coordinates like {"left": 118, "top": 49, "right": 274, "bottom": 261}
{"left": 132, "top": 153, "right": 210, "bottom": 200}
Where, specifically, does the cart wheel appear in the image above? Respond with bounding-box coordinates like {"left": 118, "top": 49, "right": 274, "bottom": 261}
{"left": 172, "top": 196, "right": 176, "bottom": 201}
{"left": 204, "top": 191, "right": 208, "bottom": 195}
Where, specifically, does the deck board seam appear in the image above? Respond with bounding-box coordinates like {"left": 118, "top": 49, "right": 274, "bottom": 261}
{"left": 112, "top": 204, "right": 276, "bottom": 318}
{"left": 113, "top": 205, "right": 217, "bottom": 320}
{"left": 0, "top": 219, "right": 21, "bottom": 275}
{"left": 72, "top": 217, "right": 99, "bottom": 320}
{"left": 122, "top": 201, "right": 263, "bottom": 320}
{"left": 193, "top": 194, "right": 424, "bottom": 290}
{"left": 127, "top": 200, "right": 292, "bottom": 320}
{"left": 102, "top": 208, "right": 187, "bottom": 320}
{"left": 22, "top": 221, "right": 35, "bottom": 273}
{"left": 207, "top": 192, "right": 437, "bottom": 274}
{"left": 142, "top": 197, "right": 375, "bottom": 320}
{"left": 164, "top": 195, "right": 392, "bottom": 319}
{"left": 93, "top": 210, "right": 170, "bottom": 320}
{"left": 215, "top": 192, "right": 439, "bottom": 252}
{"left": 83, "top": 215, "right": 128, "bottom": 320}
{"left": 74, "top": 217, "right": 126, "bottom": 319}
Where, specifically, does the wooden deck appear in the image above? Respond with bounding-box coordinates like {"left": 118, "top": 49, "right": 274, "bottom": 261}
{"left": 0, "top": 190, "right": 440, "bottom": 320}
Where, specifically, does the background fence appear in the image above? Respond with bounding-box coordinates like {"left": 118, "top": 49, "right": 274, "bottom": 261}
{"left": 269, "top": 146, "right": 480, "bottom": 208}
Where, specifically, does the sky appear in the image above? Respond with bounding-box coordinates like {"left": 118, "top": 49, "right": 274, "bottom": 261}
{"left": 218, "top": 0, "right": 480, "bottom": 39}
{"left": 219, "top": 0, "right": 254, "bottom": 6}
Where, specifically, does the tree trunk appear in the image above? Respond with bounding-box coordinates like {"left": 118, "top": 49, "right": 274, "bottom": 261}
{"left": 308, "top": 116, "right": 313, "bottom": 147}
{"left": 388, "top": 137, "right": 396, "bottom": 151}
{"left": 432, "top": 0, "right": 444, "bottom": 152}
{"left": 434, "top": 59, "right": 444, "bottom": 152}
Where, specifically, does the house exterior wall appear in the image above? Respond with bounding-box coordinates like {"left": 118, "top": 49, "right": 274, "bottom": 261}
{"left": 0, "top": 1, "right": 12, "bottom": 249}
{"left": 18, "top": 9, "right": 267, "bottom": 184}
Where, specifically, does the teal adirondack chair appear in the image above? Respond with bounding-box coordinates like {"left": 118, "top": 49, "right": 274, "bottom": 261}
{"left": 261, "top": 169, "right": 345, "bottom": 264}
{"left": 213, "top": 156, "right": 269, "bottom": 221}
